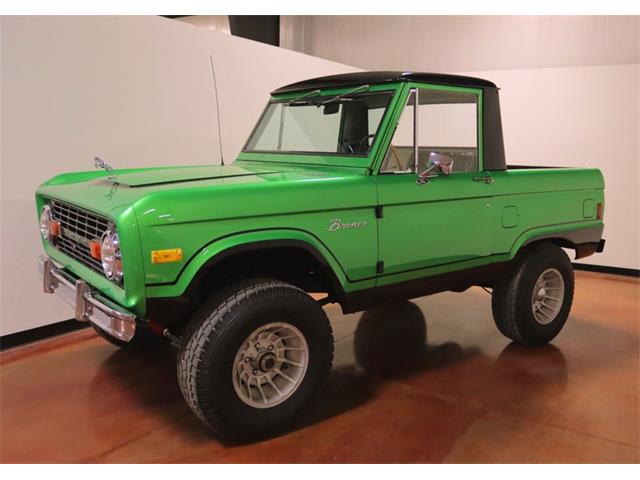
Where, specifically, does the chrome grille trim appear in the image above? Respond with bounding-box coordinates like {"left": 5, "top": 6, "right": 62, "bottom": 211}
{"left": 47, "top": 199, "right": 122, "bottom": 286}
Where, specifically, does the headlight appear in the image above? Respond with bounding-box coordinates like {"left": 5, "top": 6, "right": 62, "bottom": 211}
{"left": 40, "top": 205, "right": 52, "bottom": 241}
{"left": 100, "top": 228, "right": 123, "bottom": 281}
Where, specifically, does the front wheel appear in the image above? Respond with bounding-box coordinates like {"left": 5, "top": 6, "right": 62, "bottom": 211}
{"left": 177, "top": 279, "right": 334, "bottom": 440}
{"left": 492, "top": 243, "right": 575, "bottom": 346}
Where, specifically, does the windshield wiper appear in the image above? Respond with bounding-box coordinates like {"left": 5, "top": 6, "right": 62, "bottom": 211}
{"left": 286, "top": 89, "right": 322, "bottom": 106}
{"left": 285, "top": 84, "right": 370, "bottom": 107}
{"left": 319, "top": 84, "right": 370, "bottom": 106}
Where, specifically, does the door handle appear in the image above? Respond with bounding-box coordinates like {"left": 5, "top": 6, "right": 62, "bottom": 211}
{"left": 473, "top": 174, "right": 494, "bottom": 184}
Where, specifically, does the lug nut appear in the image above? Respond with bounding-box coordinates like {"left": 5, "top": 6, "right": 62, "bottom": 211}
{"left": 252, "top": 369, "right": 258, "bottom": 375}
{"left": 268, "top": 345, "right": 274, "bottom": 351}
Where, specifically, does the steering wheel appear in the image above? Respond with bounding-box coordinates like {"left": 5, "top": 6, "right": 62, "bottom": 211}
{"left": 358, "top": 134, "right": 376, "bottom": 152}
{"left": 342, "top": 134, "right": 376, "bottom": 154}
{"left": 342, "top": 142, "right": 355, "bottom": 154}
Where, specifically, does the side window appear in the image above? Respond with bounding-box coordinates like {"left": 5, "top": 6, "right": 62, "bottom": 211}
{"left": 381, "top": 88, "right": 479, "bottom": 173}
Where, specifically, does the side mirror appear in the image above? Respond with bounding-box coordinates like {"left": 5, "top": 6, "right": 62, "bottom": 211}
{"left": 417, "top": 152, "right": 454, "bottom": 184}
{"left": 429, "top": 152, "right": 454, "bottom": 175}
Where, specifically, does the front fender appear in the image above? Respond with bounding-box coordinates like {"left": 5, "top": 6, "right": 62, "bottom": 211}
{"left": 145, "top": 229, "right": 349, "bottom": 299}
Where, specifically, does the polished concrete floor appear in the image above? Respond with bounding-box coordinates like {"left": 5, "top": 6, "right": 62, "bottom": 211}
{"left": 1, "top": 271, "right": 638, "bottom": 463}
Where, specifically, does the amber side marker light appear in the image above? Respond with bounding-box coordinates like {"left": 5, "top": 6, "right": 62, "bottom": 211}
{"left": 151, "top": 248, "right": 183, "bottom": 264}
{"left": 596, "top": 202, "right": 603, "bottom": 220}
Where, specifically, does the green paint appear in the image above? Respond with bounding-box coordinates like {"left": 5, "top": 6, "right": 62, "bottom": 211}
{"left": 583, "top": 199, "right": 596, "bottom": 218}
{"left": 502, "top": 206, "right": 519, "bottom": 228}
{"left": 35, "top": 79, "right": 605, "bottom": 318}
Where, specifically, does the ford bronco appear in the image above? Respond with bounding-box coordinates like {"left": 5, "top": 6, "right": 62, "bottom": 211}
{"left": 36, "top": 71, "right": 605, "bottom": 439}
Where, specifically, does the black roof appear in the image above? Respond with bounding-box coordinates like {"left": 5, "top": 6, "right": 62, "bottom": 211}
{"left": 272, "top": 71, "right": 497, "bottom": 95}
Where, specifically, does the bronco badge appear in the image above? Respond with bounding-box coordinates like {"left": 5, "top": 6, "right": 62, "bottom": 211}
{"left": 328, "top": 218, "right": 368, "bottom": 231}
{"left": 61, "top": 227, "right": 92, "bottom": 247}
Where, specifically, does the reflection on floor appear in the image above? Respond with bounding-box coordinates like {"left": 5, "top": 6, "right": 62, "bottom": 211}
{"left": 1, "top": 271, "right": 638, "bottom": 463}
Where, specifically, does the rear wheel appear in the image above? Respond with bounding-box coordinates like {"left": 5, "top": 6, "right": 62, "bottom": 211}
{"left": 177, "top": 279, "right": 334, "bottom": 440}
{"left": 492, "top": 243, "right": 575, "bottom": 346}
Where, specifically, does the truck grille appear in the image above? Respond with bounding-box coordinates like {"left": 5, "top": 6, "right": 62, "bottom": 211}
{"left": 48, "top": 200, "right": 117, "bottom": 282}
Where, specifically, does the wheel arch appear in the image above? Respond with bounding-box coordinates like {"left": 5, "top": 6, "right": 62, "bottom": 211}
{"left": 145, "top": 229, "right": 349, "bottom": 325}
{"left": 190, "top": 237, "right": 346, "bottom": 298}
{"left": 510, "top": 222, "right": 605, "bottom": 261}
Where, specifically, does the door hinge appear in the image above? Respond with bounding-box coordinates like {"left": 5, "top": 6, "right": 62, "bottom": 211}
{"left": 375, "top": 205, "right": 384, "bottom": 218}
{"left": 376, "top": 261, "right": 384, "bottom": 274}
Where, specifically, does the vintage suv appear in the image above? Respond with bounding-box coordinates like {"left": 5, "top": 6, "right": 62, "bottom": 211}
{"left": 37, "top": 71, "right": 605, "bottom": 439}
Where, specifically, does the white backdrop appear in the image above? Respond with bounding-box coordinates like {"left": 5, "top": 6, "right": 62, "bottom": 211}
{"left": 0, "top": 16, "right": 358, "bottom": 335}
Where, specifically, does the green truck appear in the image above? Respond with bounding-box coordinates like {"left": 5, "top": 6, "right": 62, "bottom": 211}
{"left": 37, "top": 71, "right": 605, "bottom": 439}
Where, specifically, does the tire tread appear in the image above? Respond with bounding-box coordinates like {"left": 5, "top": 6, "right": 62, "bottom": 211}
{"left": 177, "top": 279, "right": 333, "bottom": 438}
{"left": 491, "top": 243, "right": 574, "bottom": 346}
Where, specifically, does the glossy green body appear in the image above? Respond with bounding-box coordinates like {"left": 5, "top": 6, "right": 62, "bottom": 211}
{"left": 36, "top": 81, "right": 605, "bottom": 318}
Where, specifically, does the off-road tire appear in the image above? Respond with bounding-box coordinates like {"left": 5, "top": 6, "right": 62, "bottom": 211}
{"left": 92, "top": 324, "right": 166, "bottom": 350}
{"left": 492, "top": 243, "right": 575, "bottom": 346}
{"left": 177, "top": 279, "right": 334, "bottom": 441}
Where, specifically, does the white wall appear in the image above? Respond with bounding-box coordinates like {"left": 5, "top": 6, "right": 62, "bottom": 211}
{"left": 283, "top": 16, "right": 639, "bottom": 72}
{"left": 282, "top": 15, "right": 640, "bottom": 271}
{"left": 176, "top": 15, "right": 231, "bottom": 34}
{"left": 0, "top": 16, "right": 358, "bottom": 336}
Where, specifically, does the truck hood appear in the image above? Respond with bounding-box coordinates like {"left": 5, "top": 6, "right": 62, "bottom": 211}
{"left": 36, "top": 161, "right": 368, "bottom": 219}
{"left": 108, "top": 164, "right": 283, "bottom": 187}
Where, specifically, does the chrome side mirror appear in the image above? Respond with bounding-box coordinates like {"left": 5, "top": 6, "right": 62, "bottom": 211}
{"left": 417, "top": 153, "right": 454, "bottom": 184}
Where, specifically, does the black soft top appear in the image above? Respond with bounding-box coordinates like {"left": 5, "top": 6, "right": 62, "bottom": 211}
{"left": 272, "top": 71, "right": 497, "bottom": 95}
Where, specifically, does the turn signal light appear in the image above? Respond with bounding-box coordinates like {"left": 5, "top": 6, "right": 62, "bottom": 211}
{"left": 151, "top": 248, "right": 183, "bottom": 264}
{"left": 596, "top": 202, "right": 603, "bottom": 220}
{"left": 49, "top": 221, "right": 61, "bottom": 237}
{"left": 89, "top": 240, "right": 102, "bottom": 260}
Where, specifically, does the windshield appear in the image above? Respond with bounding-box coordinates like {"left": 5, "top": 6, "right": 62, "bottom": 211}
{"left": 244, "top": 91, "right": 393, "bottom": 156}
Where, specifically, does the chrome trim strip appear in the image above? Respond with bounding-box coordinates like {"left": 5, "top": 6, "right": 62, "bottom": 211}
{"left": 38, "top": 255, "right": 136, "bottom": 342}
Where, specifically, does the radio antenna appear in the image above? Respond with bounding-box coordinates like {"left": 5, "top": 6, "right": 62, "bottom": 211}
{"left": 209, "top": 54, "right": 225, "bottom": 166}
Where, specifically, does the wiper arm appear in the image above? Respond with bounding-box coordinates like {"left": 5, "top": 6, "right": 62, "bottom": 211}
{"left": 319, "top": 84, "right": 370, "bottom": 106}
{"left": 286, "top": 89, "right": 321, "bottom": 106}
{"left": 285, "top": 84, "right": 370, "bottom": 107}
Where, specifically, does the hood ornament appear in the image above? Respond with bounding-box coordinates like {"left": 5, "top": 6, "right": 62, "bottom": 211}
{"left": 94, "top": 156, "right": 117, "bottom": 182}
{"left": 94, "top": 156, "right": 119, "bottom": 199}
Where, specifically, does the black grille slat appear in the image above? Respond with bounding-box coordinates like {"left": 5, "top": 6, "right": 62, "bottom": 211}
{"left": 47, "top": 199, "right": 121, "bottom": 285}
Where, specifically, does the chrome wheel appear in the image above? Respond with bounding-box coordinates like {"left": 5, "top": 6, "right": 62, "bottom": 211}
{"left": 531, "top": 268, "right": 565, "bottom": 325}
{"left": 232, "top": 322, "right": 309, "bottom": 409}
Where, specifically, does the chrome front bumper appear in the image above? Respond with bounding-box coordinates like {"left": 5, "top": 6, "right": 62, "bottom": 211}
{"left": 38, "top": 255, "right": 136, "bottom": 342}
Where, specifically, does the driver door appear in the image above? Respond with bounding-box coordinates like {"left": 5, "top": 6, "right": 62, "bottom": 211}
{"left": 374, "top": 85, "right": 494, "bottom": 282}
